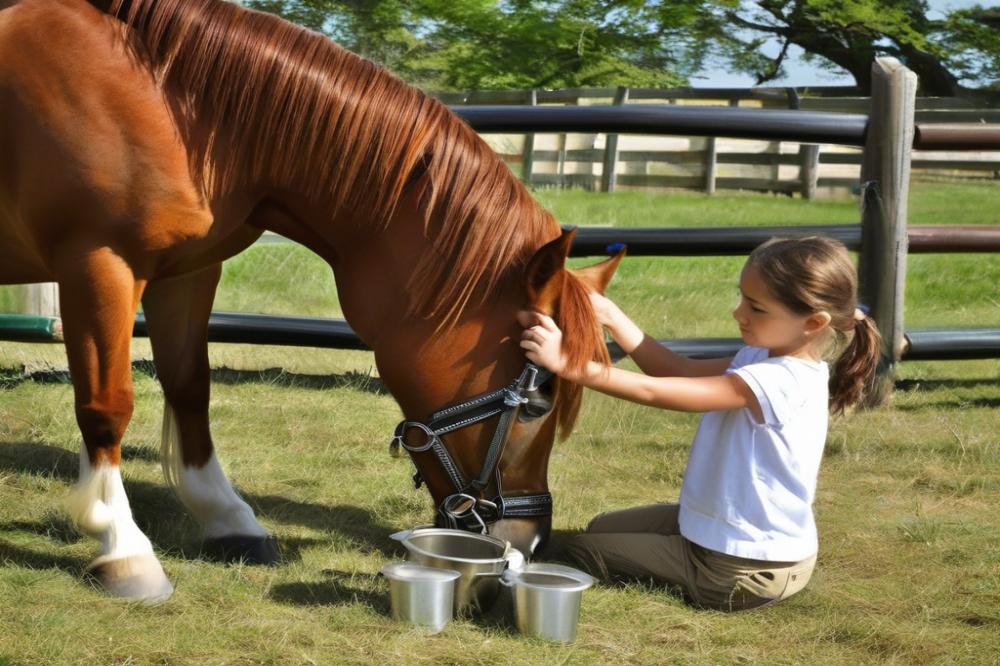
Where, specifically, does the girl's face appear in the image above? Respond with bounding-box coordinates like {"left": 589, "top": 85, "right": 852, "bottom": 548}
{"left": 732, "top": 265, "right": 828, "bottom": 357}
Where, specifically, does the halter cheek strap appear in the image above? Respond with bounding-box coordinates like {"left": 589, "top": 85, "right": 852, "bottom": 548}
{"left": 389, "top": 363, "right": 554, "bottom": 533}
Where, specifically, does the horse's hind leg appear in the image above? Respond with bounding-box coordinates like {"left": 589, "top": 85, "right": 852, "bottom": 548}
{"left": 57, "top": 247, "right": 173, "bottom": 603}
{"left": 142, "top": 264, "right": 277, "bottom": 565}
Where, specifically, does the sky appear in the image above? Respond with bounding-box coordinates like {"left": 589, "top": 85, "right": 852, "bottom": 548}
{"left": 691, "top": 0, "right": 996, "bottom": 87}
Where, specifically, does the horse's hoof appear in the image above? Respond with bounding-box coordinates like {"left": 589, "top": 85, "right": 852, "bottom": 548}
{"left": 85, "top": 553, "right": 174, "bottom": 604}
{"left": 203, "top": 535, "right": 280, "bottom": 566}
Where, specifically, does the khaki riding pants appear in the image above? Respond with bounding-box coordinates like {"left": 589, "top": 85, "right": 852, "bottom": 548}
{"left": 566, "top": 503, "right": 815, "bottom": 612}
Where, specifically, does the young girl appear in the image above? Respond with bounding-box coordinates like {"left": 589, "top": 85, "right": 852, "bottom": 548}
{"left": 519, "top": 236, "right": 881, "bottom": 611}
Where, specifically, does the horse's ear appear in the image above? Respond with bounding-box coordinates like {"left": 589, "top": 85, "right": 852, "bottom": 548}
{"left": 525, "top": 228, "right": 576, "bottom": 315}
{"left": 571, "top": 246, "right": 625, "bottom": 295}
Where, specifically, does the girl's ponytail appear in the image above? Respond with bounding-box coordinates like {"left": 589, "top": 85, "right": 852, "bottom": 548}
{"left": 829, "top": 313, "right": 882, "bottom": 414}
{"left": 749, "top": 237, "right": 885, "bottom": 415}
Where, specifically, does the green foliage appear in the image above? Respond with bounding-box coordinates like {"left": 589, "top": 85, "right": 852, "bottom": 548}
{"left": 241, "top": 0, "right": 427, "bottom": 77}
{"left": 701, "top": 0, "right": 1000, "bottom": 94}
{"left": 242, "top": 0, "right": 1000, "bottom": 93}
{"left": 412, "top": 0, "right": 697, "bottom": 89}
{"left": 943, "top": 6, "right": 1000, "bottom": 86}
{"left": 242, "top": 0, "right": 701, "bottom": 90}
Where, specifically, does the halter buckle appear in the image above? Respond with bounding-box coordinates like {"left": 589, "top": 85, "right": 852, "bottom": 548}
{"left": 503, "top": 389, "right": 529, "bottom": 408}
{"left": 524, "top": 365, "right": 542, "bottom": 392}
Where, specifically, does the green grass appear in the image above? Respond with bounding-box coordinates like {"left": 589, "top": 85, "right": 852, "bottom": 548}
{"left": 1, "top": 181, "right": 999, "bottom": 664}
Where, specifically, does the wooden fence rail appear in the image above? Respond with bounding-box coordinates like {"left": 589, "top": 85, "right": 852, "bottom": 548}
{"left": 443, "top": 84, "right": 999, "bottom": 197}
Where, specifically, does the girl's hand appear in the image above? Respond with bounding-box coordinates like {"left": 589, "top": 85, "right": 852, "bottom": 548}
{"left": 588, "top": 292, "right": 620, "bottom": 329}
{"left": 518, "top": 311, "right": 567, "bottom": 374}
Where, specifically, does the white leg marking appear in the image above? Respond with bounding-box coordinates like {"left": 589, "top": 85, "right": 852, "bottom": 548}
{"left": 161, "top": 402, "right": 268, "bottom": 539}
{"left": 68, "top": 449, "right": 156, "bottom": 562}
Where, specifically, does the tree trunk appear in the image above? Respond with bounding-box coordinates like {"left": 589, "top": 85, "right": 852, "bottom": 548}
{"left": 897, "top": 46, "right": 962, "bottom": 96}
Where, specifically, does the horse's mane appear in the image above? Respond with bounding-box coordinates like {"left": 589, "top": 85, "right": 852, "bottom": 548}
{"left": 91, "top": 0, "right": 607, "bottom": 436}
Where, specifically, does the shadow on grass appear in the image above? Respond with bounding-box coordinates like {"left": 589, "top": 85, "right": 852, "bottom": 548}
{"left": 207, "top": 367, "right": 384, "bottom": 394}
{"left": 895, "top": 377, "right": 1000, "bottom": 392}
{"left": 0, "top": 441, "right": 79, "bottom": 479}
{"left": 895, "top": 397, "right": 1000, "bottom": 411}
{"left": 269, "top": 569, "right": 388, "bottom": 610}
{"left": 892, "top": 376, "right": 1000, "bottom": 411}
{"left": 120, "top": 443, "right": 160, "bottom": 463}
{"left": 0, "top": 361, "right": 384, "bottom": 394}
{"left": 0, "top": 540, "right": 84, "bottom": 574}
{"left": 0, "top": 441, "right": 401, "bottom": 560}
{"left": 0, "top": 516, "right": 81, "bottom": 545}
{"left": 246, "top": 497, "right": 399, "bottom": 557}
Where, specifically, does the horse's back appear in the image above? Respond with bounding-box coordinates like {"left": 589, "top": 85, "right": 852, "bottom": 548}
{"left": 0, "top": 0, "right": 211, "bottom": 282}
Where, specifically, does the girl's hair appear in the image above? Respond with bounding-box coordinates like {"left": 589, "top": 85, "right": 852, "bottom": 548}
{"left": 746, "top": 236, "right": 882, "bottom": 414}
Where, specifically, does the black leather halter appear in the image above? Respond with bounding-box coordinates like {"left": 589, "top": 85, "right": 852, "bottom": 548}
{"left": 389, "top": 362, "right": 554, "bottom": 533}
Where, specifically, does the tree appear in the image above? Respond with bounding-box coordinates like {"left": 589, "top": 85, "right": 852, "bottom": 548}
{"left": 242, "top": 1, "right": 1000, "bottom": 94}
{"left": 410, "top": 0, "right": 704, "bottom": 90}
{"left": 703, "top": 1, "right": 1000, "bottom": 96}
{"left": 241, "top": 1, "right": 429, "bottom": 81}
{"left": 241, "top": 0, "right": 707, "bottom": 90}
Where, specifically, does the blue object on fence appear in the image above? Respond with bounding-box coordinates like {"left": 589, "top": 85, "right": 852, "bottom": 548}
{"left": 606, "top": 242, "right": 626, "bottom": 254}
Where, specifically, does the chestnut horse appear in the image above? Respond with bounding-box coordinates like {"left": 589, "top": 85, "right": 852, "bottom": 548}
{"left": 0, "top": 0, "right": 622, "bottom": 602}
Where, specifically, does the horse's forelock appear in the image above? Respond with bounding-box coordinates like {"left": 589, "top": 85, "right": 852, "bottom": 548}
{"left": 553, "top": 271, "right": 611, "bottom": 439}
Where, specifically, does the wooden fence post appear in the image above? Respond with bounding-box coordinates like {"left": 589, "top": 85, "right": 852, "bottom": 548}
{"left": 704, "top": 99, "right": 740, "bottom": 195}
{"left": 858, "top": 57, "right": 917, "bottom": 406}
{"left": 799, "top": 144, "right": 820, "bottom": 199}
{"left": 703, "top": 138, "right": 717, "bottom": 195}
{"left": 601, "top": 86, "right": 629, "bottom": 192}
{"left": 556, "top": 133, "right": 568, "bottom": 187}
{"left": 520, "top": 89, "right": 537, "bottom": 186}
{"left": 20, "top": 283, "right": 61, "bottom": 318}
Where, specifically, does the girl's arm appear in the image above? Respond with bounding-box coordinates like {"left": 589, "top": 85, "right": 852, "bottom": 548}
{"left": 523, "top": 312, "right": 759, "bottom": 416}
{"left": 591, "top": 294, "right": 732, "bottom": 378}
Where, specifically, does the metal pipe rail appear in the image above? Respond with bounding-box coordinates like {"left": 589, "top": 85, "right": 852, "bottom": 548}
{"left": 453, "top": 105, "right": 869, "bottom": 146}
{"left": 613, "top": 329, "right": 1000, "bottom": 362}
{"left": 567, "top": 224, "right": 860, "bottom": 256}
{"left": 5, "top": 313, "right": 998, "bottom": 361}
{"left": 132, "top": 312, "right": 368, "bottom": 351}
{"left": 567, "top": 224, "right": 1000, "bottom": 257}
{"left": 136, "top": 313, "right": 1000, "bottom": 362}
{"left": 453, "top": 105, "right": 1000, "bottom": 151}
{"left": 252, "top": 224, "right": 1000, "bottom": 256}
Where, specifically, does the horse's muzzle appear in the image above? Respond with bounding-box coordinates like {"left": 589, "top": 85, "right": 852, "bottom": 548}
{"left": 488, "top": 516, "right": 552, "bottom": 558}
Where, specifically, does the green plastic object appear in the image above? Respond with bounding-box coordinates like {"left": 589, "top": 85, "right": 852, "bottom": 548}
{"left": 0, "top": 314, "right": 63, "bottom": 342}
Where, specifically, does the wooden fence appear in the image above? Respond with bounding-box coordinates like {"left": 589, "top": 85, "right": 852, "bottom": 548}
{"left": 436, "top": 84, "right": 1000, "bottom": 197}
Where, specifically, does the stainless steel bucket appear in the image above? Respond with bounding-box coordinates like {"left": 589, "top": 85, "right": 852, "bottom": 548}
{"left": 381, "top": 562, "right": 461, "bottom": 633}
{"left": 390, "top": 527, "right": 524, "bottom": 614}
{"left": 501, "top": 563, "right": 594, "bottom": 643}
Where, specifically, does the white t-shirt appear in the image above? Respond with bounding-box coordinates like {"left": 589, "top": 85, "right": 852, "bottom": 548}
{"left": 678, "top": 346, "right": 829, "bottom": 562}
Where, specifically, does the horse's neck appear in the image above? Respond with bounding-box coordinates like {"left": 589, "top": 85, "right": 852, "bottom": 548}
{"left": 369, "top": 289, "right": 527, "bottom": 421}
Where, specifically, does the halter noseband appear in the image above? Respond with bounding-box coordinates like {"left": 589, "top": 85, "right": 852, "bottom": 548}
{"left": 389, "top": 362, "right": 554, "bottom": 533}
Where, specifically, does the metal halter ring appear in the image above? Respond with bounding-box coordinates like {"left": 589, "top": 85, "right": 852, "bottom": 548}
{"left": 441, "top": 493, "right": 487, "bottom": 533}
{"left": 389, "top": 421, "right": 438, "bottom": 458}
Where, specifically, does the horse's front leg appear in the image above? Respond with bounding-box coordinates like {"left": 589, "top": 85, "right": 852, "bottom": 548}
{"left": 58, "top": 246, "right": 174, "bottom": 603}
{"left": 142, "top": 264, "right": 277, "bottom": 565}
